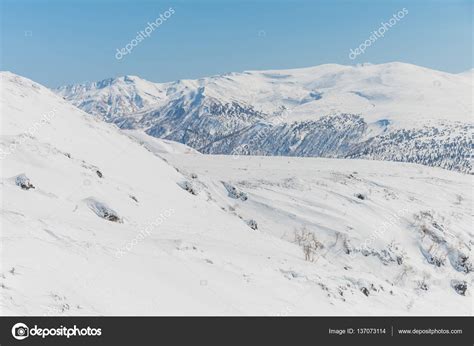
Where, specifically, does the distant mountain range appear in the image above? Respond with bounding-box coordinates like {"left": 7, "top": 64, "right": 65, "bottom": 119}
{"left": 56, "top": 62, "right": 473, "bottom": 173}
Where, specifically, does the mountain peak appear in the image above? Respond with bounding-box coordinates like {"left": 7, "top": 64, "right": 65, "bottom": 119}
{"left": 55, "top": 62, "right": 472, "bottom": 125}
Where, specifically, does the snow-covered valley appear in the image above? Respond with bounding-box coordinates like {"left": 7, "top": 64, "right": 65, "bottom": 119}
{"left": 1, "top": 71, "right": 472, "bottom": 316}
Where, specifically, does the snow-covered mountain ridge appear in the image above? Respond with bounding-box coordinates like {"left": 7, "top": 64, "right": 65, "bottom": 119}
{"left": 2, "top": 72, "right": 471, "bottom": 316}
{"left": 56, "top": 62, "right": 473, "bottom": 173}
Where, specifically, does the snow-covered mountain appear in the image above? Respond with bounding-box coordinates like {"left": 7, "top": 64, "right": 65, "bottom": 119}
{"left": 56, "top": 63, "right": 473, "bottom": 173}
{"left": 56, "top": 75, "right": 167, "bottom": 121}
{"left": 1, "top": 72, "right": 472, "bottom": 316}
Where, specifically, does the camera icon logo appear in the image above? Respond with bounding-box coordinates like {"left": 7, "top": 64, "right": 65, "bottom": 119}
{"left": 11, "top": 323, "right": 29, "bottom": 340}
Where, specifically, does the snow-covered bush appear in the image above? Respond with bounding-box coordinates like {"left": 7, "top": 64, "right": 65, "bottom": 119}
{"left": 448, "top": 249, "right": 472, "bottom": 274}
{"left": 415, "top": 211, "right": 471, "bottom": 273}
{"left": 417, "top": 280, "right": 429, "bottom": 291}
{"left": 421, "top": 243, "right": 446, "bottom": 267}
{"left": 85, "top": 198, "right": 123, "bottom": 223}
{"left": 416, "top": 274, "right": 430, "bottom": 291}
{"left": 360, "top": 287, "right": 370, "bottom": 296}
{"left": 344, "top": 239, "right": 407, "bottom": 266}
{"left": 451, "top": 280, "right": 467, "bottom": 296}
{"left": 178, "top": 180, "right": 199, "bottom": 195}
{"left": 246, "top": 219, "right": 258, "bottom": 230}
{"left": 15, "top": 174, "right": 35, "bottom": 190}
{"left": 222, "top": 182, "right": 248, "bottom": 201}
{"left": 380, "top": 241, "right": 406, "bottom": 265}
{"left": 355, "top": 279, "right": 372, "bottom": 297}
{"left": 342, "top": 235, "right": 355, "bottom": 255}
{"left": 414, "top": 211, "right": 446, "bottom": 243}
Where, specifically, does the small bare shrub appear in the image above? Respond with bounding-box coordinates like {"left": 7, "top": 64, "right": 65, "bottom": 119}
{"left": 294, "top": 227, "right": 324, "bottom": 262}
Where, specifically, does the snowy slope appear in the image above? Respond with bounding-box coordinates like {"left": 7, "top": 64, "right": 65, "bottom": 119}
{"left": 56, "top": 63, "right": 473, "bottom": 173}
{"left": 1, "top": 72, "right": 472, "bottom": 316}
{"left": 133, "top": 130, "right": 474, "bottom": 316}
{"left": 0, "top": 72, "right": 307, "bottom": 315}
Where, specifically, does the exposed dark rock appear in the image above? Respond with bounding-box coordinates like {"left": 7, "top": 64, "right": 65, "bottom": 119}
{"left": 15, "top": 174, "right": 35, "bottom": 190}
{"left": 247, "top": 219, "right": 258, "bottom": 230}
{"left": 451, "top": 280, "right": 467, "bottom": 296}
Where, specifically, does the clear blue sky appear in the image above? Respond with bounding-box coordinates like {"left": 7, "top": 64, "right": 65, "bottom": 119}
{"left": 1, "top": 0, "right": 472, "bottom": 87}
